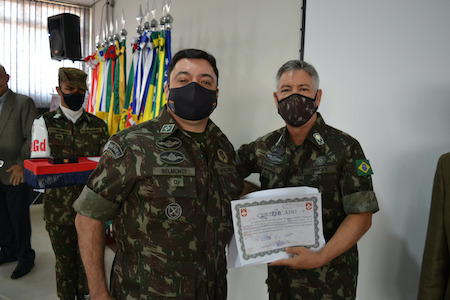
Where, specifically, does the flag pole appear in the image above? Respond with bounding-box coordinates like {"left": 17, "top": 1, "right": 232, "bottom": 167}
{"left": 300, "top": 0, "right": 307, "bottom": 61}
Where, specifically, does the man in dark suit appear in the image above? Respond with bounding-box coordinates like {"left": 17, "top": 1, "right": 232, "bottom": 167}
{"left": 0, "top": 63, "right": 38, "bottom": 279}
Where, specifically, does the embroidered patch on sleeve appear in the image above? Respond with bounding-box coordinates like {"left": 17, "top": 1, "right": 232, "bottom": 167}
{"left": 356, "top": 160, "right": 373, "bottom": 176}
{"left": 104, "top": 140, "right": 124, "bottom": 159}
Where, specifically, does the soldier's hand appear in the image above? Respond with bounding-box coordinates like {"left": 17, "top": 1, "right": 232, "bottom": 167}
{"left": 268, "top": 247, "right": 325, "bottom": 269}
{"left": 6, "top": 164, "right": 24, "bottom": 186}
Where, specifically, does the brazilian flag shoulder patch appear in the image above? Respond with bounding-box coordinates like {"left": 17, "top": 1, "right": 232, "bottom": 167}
{"left": 356, "top": 160, "right": 373, "bottom": 176}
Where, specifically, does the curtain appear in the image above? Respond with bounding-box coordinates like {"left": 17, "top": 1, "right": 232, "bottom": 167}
{"left": 0, "top": 0, "right": 90, "bottom": 107}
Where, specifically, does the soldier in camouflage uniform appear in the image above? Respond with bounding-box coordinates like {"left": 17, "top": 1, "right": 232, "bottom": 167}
{"left": 31, "top": 68, "right": 109, "bottom": 300}
{"left": 74, "top": 49, "right": 242, "bottom": 300}
{"left": 236, "top": 60, "right": 379, "bottom": 300}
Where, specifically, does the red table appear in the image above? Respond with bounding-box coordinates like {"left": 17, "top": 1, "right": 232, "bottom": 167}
{"left": 24, "top": 157, "right": 99, "bottom": 188}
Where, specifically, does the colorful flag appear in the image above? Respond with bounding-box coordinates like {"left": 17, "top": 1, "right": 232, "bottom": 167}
{"left": 87, "top": 11, "right": 172, "bottom": 132}
{"left": 106, "top": 40, "right": 126, "bottom": 135}
{"left": 141, "top": 29, "right": 172, "bottom": 122}
{"left": 85, "top": 52, "right": 100, "bottom": 114}
{"left": 119, "top": 41, "right": 135, "bottom": 131}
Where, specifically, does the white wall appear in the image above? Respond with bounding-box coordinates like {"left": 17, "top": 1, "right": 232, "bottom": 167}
{"left": 91, "top": 0, "right": 450, "bottom": 299}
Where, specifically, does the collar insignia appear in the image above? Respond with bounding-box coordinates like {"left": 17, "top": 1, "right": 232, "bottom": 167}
{"left": 313, "top": 132, "right": 325, "bottom": 145}
{"left": 160, "top": 124, "right": 175, "bottom": 134}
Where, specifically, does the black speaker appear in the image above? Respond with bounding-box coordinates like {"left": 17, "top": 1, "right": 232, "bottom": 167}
{"left": 48, "top": 13, "right": 82, "bottom": 61}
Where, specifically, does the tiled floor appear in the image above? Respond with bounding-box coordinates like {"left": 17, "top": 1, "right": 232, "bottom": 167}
{"left": 0, "top": 204, "right": 268, "bottom": 300}
{"left": 0, "top": 204, "right": 115, "bottom": 300}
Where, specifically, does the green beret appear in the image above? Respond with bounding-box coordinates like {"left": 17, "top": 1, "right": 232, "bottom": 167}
{"left": 58, "top": 67, "right": 87, "bottom": 90}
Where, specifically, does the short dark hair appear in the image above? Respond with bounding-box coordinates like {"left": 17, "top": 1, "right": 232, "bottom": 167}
{"left": 167, "top": 49, "right": 219, "bottom": 85}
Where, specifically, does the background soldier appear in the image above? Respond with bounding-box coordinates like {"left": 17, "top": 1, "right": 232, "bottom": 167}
{"left": 0, "top": 63, "right": 37, "bottom": 279}
{"left": 236, "top": 60, "right": 379, "bottom": 299}
{"left": 31, "top": 68, "right": 109, "bottom": 300}
{"left": 74, "top": 49, "right": 242, "bottom": 300}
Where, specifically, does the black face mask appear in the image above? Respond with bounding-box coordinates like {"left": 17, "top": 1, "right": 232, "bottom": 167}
{"left": 61, "top": 91, "right": 85, "bottom": 111}
{"left": 277, "top": 93, "right": 317, "bottom": 127}
{"left": 167, "top": 82, "right": 217, "bottom": 121}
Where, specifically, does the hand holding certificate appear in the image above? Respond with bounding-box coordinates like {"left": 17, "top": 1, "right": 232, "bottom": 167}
{"left": 227, "top": 186, "right": 325, "bottom": 268}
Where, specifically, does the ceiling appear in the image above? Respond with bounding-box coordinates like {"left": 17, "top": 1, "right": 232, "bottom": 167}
{"left": 54, "top": 0, "right": 100, "bottom": 8}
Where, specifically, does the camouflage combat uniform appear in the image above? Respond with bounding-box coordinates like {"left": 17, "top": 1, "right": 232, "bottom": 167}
{"left": 73, "top": 106, "right": 242, "bottom": 299}
{"left": 236, "top": 113, "right": 379, "bottom": 300}
{"left": 42, "top": 107, "right": 108, "bottom": 299}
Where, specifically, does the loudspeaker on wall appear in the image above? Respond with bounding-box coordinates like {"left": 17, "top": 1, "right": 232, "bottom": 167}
{"left": 48, "top": 13, "right": 82, "bottom": 61}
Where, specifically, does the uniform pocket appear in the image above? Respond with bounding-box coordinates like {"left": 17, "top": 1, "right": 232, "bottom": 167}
{"left": 140, "top": 265, "right": 196, "bottom": 298}
{"left": 301, "top": 168, "right": 339, "bottom": 194}
{"left": 143, "top": 174, "right": 198, "bottom": 298}
{"left": 216, "top": 164, "right": 242, "bottom": 198}
{"left": 151, "top": 171, "right": 197, "bottom": 220}
{"left": 149, "top": 173, "right": 199, "bottom": 255}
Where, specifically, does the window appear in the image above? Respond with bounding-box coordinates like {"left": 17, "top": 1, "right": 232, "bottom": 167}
{"left": 0, "top": 0, "right": 90, "bottom": 107}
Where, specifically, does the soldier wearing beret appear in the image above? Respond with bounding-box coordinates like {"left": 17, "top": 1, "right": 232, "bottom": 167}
{"left": 31, "top": 67, "right": 109, "bottom": 300}
{"left": 74, "top": 49, "right": 243, "bottom": 300}
{"left": 236, "top": 60, "right": 379, "bottom": 299}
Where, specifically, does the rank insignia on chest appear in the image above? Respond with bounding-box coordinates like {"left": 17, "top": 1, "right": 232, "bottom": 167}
{"left": 356, "top": 160, "right": 373, "bottom": 176}
{"left": 169, "top": 177, "right": 184, "bottom": 187}
{"left": 270, "top": 145, "right": 285, "bottom": 156}
{"left": 315, "top": 156, "right": 327, "bottom": 166}
{"left": 265, "top": 152, "right": 283, "bottom": 165}
{"left": 313, "top": 132, "right": 325, "bottom": 145}
{"left": 165, "top": 203, "right": 182, "bottom": 220}
{"left": 160, "top": 124, "right": 175, "bottom": 134}
{"left": 160, "top": 150, "right": 185, "bottom": 164}
{"left": 156, "top": 137, "right": 182, "bottom": 149}
{"left": 217, "top": 149, "right": 229, "bottom": 163}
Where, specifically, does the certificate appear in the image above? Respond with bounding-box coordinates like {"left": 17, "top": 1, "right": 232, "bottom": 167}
{"left": 227, "top": 186, "right": 325, "bottom": 268}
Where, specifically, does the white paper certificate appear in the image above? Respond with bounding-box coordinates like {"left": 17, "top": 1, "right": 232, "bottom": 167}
{"left": 227, "top": 186, "right": 325, "bottom": 268}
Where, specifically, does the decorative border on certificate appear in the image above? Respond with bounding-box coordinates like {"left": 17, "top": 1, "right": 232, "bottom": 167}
{"left": 234, "top": 196, "right": 320, "bottom": 260}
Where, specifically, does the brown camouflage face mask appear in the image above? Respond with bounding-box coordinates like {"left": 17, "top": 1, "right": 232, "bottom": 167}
{"left": 277, "top": 93, "right": 317, "bottom": 127}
